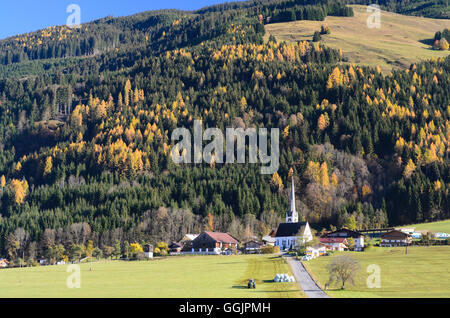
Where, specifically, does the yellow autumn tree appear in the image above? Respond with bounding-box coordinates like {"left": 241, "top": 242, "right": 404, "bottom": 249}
{"left": 11, "top": 179, "right": 28, "bottom": 205}
{"left": 403, "top": 159, "right": 416, "bottom": 178}
{"left": 0, "top": 175, "right": 5, "bottom": 188}
{"left": 318, "top": 114, "right": 327, "bottom": 130}
{"left": 319, "top": 162, "right": 330, "bottom": 188}
{"left": 124, "top": 79, "right": 132, "bottom": 106}
{"left": 270, "top": 172, "right": 283, "bottom": 192}
{"left": 305, "top": 161, "right": 321, "bottom": 183}
{"left": 43, "top": 156, "right": 53, "bottom": 176}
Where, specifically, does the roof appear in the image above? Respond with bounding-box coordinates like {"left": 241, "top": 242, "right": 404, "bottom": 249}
{"left": 275, "top": 222, "right": 308, "bottom": 237}
{"left": 307, "top": 243, "right": 327, "bottom": 250}
{"left": 204, "top": 232, "right": 240, "bottom": 244}
{"left": 325, "top": 228, "right": 364, "bottom": 238}
{"left": 182, "top": 234, "right": 199, "bottom": 241}
{"left": 262, "top": 235, "right": 275, "bottom": 243}
{"left": 381, "top": 230, "right": 411, "bottom": 239}
{"left": 169, "top": 242, "right": 183, "bottom": 248}
{"left": 320, "top": 237, "right": 347, "bottom": 244}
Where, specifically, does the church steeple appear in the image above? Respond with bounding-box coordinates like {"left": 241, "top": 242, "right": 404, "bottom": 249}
{"left": 286, "top": 177, "right": 298, "bottom": 223}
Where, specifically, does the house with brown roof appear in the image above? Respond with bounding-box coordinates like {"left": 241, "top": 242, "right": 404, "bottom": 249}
{"left": 381, "top": 230, "right": 412, "bottom": 247}
{"left": 189, "top": 231, "right": 240, "bottom": 255}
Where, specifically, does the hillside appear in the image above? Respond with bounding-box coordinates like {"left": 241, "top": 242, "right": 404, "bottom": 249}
{"left": 0, "top": 0, "right": 448, "bottom": 264}
{"left": 265, "top": 5, "right": 450, "bottom": 72}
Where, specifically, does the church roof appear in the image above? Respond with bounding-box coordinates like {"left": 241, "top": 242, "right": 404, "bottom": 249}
{"left": 275, "top": 222, "right": 308, "bottom": 237}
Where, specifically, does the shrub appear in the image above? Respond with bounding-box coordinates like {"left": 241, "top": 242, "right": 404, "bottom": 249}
{"left": 313, "top": 31, "right": 321, "bottom": 42}
{"left": 260, "top": 245, "right": 275, "bottom": 254}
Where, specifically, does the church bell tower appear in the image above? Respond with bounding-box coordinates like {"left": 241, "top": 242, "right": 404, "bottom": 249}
{"left": 286, "top": 177, "right": 298, "bottom": 223}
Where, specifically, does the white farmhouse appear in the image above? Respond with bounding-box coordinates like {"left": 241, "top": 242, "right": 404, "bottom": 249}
{"left": 275, "top": 178, "right": 313, "bottom": 250}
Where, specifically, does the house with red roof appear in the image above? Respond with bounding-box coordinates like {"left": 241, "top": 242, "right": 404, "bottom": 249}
{"left": 189, "top": 231, "right": 240, "bottom": 255}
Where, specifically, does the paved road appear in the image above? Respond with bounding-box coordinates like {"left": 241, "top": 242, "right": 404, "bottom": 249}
{"left": 286, "top": 257, "right": 330, "bottom": 298}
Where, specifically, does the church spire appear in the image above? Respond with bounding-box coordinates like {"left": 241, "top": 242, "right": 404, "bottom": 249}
{"left": 286, "top": 177, "right": 298, "bottom": 223}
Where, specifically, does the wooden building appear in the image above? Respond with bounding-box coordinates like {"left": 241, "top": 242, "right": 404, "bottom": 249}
{"left": 243, "top": 241, "right": 263, "bottom": 254}
{"left": 381, "top": 230, "right": 412, "bottom": 247}
{"left": 323, "top": 228, "right": 365, "bottom": 251}
{"left": 190, "top": 232, "right": 240, "bottom": 255}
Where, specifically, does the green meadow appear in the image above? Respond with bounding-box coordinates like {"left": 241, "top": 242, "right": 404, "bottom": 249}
{"left": 265, "top": 5, "right": 450, "bottom": 72}
{"left": 303, "top": 246, "right": 450, "bottom": 298}
{"left": 0, "top": 255, "right": 303, "bottom": 298}
{"left": 402, "top": 219, "right": 450, "bottom": 233}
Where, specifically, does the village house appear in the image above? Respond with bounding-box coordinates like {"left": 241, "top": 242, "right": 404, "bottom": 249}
{"left": 189, "top": 231, "right": 240, "bottom": 255}
{"left": 169, "top": 242, "right": 183, "bottom": 254}
{"left": 319, "top": 237, "right": 348, "bottom": 251}
{"left": 275, "top": 178, "right": 313, "bottom": 250}
{"left": 306, "top": 244, "right": 327, "bottom": 258}
{"left": 380, "top": 230, "right": 412, "bottom": 247}
{"left": 262, "top": 235, "right": 275, "bottom": 246}
{"left": 323, "top": 228, "right": 365, "bottom": 251}
{"left": 179, "top": 234, "right": 199, "bottom": 252}
{"left": 243, "top": 241, "right": 263, "bottom": 254}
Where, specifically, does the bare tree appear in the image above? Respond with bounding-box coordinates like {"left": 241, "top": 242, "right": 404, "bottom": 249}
{"left": 326, "top": 255, "right": 360, "bottom": 290}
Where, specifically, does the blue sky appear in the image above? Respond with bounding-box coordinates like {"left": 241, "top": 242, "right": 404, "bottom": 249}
{"left": 0, "top": 0, "right": 235, "bottom": 39}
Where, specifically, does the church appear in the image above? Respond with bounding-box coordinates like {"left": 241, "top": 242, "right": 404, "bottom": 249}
{"left": 275, "top": 177, "right": 313, "bottom": 250}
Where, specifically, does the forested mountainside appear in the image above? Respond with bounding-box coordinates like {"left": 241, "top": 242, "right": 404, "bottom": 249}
{"left": 0, "top": 0, "right": 448, "bottom": 262}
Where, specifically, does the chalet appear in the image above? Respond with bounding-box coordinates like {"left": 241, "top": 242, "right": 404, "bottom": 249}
{"left": 190, "top": 231, "right": 240, "bottom": 255}
{"left": 323, "top": 228, "right": 365, "bottom": 251}
{"left": 319, "top": 237, "right": 348, "bottom": 251}
{"left": 243, "top": 241, "right": 263, "bottom": 254}
{"left": 306, "top": 244, "right": 327, "bottom": 258}
{"left": 381, "top": 230, "right": 412, "bottom": 247}
{"left": 275, "top": 178, "right": 313, "bottom": 250}
{"left": 169, "top": 242, "right": 183, "bottom": 254}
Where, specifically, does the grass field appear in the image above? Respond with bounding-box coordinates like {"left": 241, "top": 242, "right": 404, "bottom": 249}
{"left": 303, "top": 246, "right": 450, "bottom": 298}
{"left": 0, "top": 255, "right": 303, "bottom": 298}
{"left": 265, "top": 5, "right": 450, "bottom": 72}
{"left": 401, "top": 219, "right": 450, "bottom": 233}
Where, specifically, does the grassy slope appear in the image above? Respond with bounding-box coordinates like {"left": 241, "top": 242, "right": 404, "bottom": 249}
{"left": 401, "top": 219, "right": 450, "bottom": 233}
{"left": 0, "top": 255, "right": 303, "bottom": 298}
{"left": 303, "top": 246, "right": 450, "bottom": 298}
{"left": 264, "top": 5, "right": 450, "bottom": 72}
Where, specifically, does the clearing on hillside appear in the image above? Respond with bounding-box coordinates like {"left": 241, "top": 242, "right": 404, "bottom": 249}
{"left": 264, "top": 5, "right": 450, "bottom": 72}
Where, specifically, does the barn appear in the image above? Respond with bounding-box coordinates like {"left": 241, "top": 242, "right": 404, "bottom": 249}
{"left": 190, "top": 232, "right": 240, "bottom": 255}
